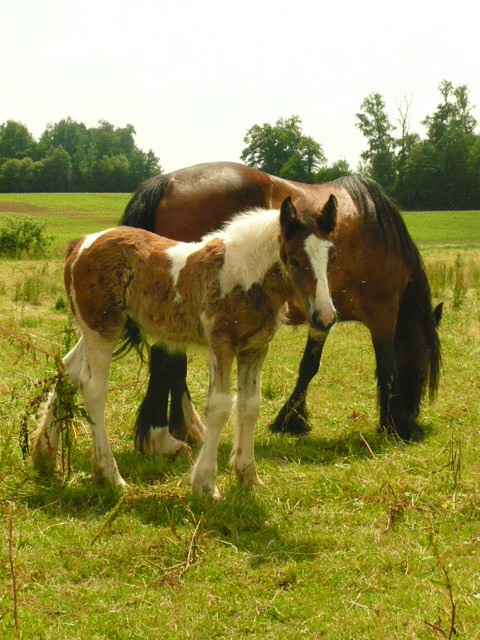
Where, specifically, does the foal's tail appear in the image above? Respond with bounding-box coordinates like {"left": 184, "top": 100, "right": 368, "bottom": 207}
{"left": 338, "top": 175, "right": 442, "bottom": 408}
{"left": 120, "top": 174, "right": 168, "bottom": 231}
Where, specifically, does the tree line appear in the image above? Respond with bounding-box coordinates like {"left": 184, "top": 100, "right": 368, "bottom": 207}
{"left": 241, "top": 81, "right": 479, "bottom": 210}
{"left": 1, "top": 80, "right": 478, "bottom": 208}
{"left": 0, "top": 119, "right": 161, "bottom": 193}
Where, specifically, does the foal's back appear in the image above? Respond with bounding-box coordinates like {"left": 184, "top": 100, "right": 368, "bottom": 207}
{"left": 65, "top": 227, "right": 179, "bottom": 341}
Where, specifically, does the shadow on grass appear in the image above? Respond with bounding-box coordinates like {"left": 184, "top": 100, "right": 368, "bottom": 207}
{"left": 17, "top": 420, "right": 432, "bottom": 563}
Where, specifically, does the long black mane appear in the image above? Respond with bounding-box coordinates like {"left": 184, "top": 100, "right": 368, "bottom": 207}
{"left": 337, "top": 174, "right": 441, "bottom": 401}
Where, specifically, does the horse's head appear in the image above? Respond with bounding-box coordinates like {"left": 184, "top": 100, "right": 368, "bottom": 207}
{"left": 279, "top": 195, "right": 337, "bottom": 332}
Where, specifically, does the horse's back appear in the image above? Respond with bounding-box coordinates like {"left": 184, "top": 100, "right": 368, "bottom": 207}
{"left": 152, "top": 162, "right": 275, "bottom": 241}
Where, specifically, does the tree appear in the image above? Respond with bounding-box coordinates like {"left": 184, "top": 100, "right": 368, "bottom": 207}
{"left": 0, "top": 121, "right": 36, "bottom": 162}
{"left": 0, "top": 158, "right": 34, "bottom": 192}
{"left": 356, "top": 93, "right": 396, "bottom": 191}
{"left": 314, "top": 159, "right": 352, "bottom": 184}
{"left": 40, "top": 147, "right": 72, "bottom": 192}
{"left": 241, "top": 116, "right": 326, "bottom": 182}
{"left": 423, "top": 80, "right": 477, "bottom": 146}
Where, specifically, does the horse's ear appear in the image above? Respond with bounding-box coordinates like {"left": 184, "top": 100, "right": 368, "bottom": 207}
{"left": 317, "top": 194, "right": 337, "bottom": 234}
{"left": 433, "top": 302, "right": 444, "bottom": 327}
{"left": 280, "top": 197, "right": 300, "bottom": 239}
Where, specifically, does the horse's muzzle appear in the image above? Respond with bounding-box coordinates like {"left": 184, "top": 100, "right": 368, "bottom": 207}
{"left": 309, "top": 310, "right": 337, "bottom": 332}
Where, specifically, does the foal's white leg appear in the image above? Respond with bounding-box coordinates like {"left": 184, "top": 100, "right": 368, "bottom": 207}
{"left": 230, "top": 348, "right": 268, "bottom": 487}
{"left": 191, "top": 349, "right": 233, "bottom": 499}
{"left": 79, "top": 329, "right": 126, "bottom": 487}
{"left": 31, "top": 338, "right": 86, "bottom": 473}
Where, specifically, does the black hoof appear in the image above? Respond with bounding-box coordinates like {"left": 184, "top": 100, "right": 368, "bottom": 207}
{"left": 379, "top": 421, "right": 424, "bottom": 443}
{"left": 269, "top": 399, "right": 311, "bottom": 435}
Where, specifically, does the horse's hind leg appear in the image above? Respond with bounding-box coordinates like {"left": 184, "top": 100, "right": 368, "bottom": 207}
{"left": 134, "top": 346, "right": 171, "bottom": 453}
{"left": 31, "top": 338, "right": 86, "bottom": 474}
{"left": 269, "top": 330, "right": 329, "bottom": 435}
{"left": 169, "top": 353, "right": 205, "bottom": 445}
{"left": 134, "top": 347, "right": 189, "bottom": 456}
{"left": 230, "top": 348, "right": 268, "bottom": 487}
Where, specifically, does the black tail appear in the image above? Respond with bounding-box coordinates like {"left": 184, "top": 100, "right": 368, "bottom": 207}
{"left": 120, "top": 174, "right": 168, "bottom": 231}
{"left": 115, "top": 175, "right": 168, "bottom": 358}
{"left": 338, "top": 175, "right": 442, "bottom": 406}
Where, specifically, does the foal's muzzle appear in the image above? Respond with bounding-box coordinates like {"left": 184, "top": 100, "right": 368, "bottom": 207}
{"left": 309, "top": 310, "right": 337, "bottom": 332}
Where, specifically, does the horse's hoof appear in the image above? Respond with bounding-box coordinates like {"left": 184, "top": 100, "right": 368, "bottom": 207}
{"left": 269, "top": 410, "right": 311, "bottom": 436}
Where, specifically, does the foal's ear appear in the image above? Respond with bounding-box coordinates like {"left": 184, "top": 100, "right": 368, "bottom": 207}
{"left": 317, "top": 194, "right": 337, "bottom": 234}
{"left": 280, "top": 197, "right": 300, "bottom": 239}
{"left": 433, "top": 302, "right": 444, "bottom": 327}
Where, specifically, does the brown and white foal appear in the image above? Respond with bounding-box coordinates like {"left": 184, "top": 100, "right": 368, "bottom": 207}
{"left": 32, "top": 196, "right": 337, "bottom": 496}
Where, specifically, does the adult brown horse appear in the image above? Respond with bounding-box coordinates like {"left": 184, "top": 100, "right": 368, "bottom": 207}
{"left": 120, "top": 162, "right": 442, "bottom": 447}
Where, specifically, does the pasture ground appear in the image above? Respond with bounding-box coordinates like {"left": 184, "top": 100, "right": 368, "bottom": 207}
{"left": 0, "top": 195, "right": 479, "bottom": 639}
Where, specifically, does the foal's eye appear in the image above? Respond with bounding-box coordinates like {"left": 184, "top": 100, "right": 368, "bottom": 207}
{"left": 289, "top": 255, "right": 301, "bottom": 269}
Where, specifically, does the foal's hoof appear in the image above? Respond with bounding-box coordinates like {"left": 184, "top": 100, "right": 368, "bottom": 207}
{"left": 192, "top": 480, "right": 221, "bottom": 501}
{"left": 233, "top": 462, "right": 263, "bottom": 487}
{"left": 32, "top": 454, "right": 58, "bottom": 477}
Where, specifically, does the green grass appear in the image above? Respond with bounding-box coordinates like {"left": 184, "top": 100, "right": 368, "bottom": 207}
{"left": 0, "top": 194, "right": 131, "bottom": 256}
{"left": 403, "top": 210, "right": 480, "bottom": 247}
{"left": 0, "top": 195, "right": 479, "bottom": 638}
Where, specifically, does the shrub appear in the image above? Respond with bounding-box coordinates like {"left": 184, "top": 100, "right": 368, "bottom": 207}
{"left": 0, "top": 216, "right": 53, "bottom": 258}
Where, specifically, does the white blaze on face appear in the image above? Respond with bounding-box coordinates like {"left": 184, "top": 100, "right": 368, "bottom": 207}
{"left": 304, "top": 234, "right": 336, "bottom": 326}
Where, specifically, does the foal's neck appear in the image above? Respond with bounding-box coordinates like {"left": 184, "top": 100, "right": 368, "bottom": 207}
{"left": 210, "top": 209, "right": 285, "bottom": 296}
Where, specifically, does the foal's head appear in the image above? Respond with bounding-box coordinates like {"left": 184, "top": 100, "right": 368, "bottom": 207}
{"left": 279, "top": 196, "right": 337, "bottom": 332}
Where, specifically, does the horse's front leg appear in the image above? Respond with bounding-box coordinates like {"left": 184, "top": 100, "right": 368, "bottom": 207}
{"left": 191, "top": 348, "right": 234, "bottom": 499}
{"left": 269, "top": 329, "right": 329, "bottom": 435}
{"left": 372, "top": 338, "right": 424, "bottom": 442}
{"left": 230, "top": 348, "right": 269, "bottom": 486}
{"left": 368, "top": 300, "right": 424, "bottom": 442}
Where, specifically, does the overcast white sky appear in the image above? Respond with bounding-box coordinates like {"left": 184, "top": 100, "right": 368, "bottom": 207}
{"left": 2, "top": 0, "right": 480, "bottom": 173}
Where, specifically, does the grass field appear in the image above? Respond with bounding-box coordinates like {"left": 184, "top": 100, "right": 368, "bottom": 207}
{"left": 0, "top": 195, "right": 479, "bottom": 639}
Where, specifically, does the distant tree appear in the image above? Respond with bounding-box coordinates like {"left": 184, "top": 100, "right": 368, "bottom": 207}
{"left": 314, "top": 159, "right": 352, "bottom": 184}
{"left": 38, "top": 118, "right": 87, "bottom": 159}
{"left": 0, "top": 117, "right": 162, "bottom": 192}
{"left": 356, "top": 93, "right": 396, "bottom": 191}
{"left": 241, "top": 116, "right": 326, "bottom": 182}
{"left": 423, "top": 80, "right": 477, "bottom": 145}
{"left": 0, "top": 121, "right": 36, "bottom": 162}
{"left": 40, "top": 147, "right": 73, "bottom": 192}
{"left": 0, "top": 157, "right": 34, "bottom": 192}
{"left": 94, "top": 155, "right": 130, "bottom": 192}
{"left": 401, "top": 140, "right": 443, "bottom": 209}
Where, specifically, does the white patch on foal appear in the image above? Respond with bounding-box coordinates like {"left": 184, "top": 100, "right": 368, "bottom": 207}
{"left": 304, "top": 234, "right": 336, "bottom": 325}
{"left": 216, "top": 209, "right": 282, "bottom": 295}
{"left": 165, "top": 241, "right": 206, "bottom": 300}
{"left": 76, "top": 229, "right": 115, "bottom": 259}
